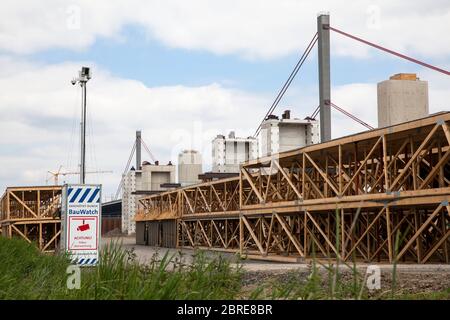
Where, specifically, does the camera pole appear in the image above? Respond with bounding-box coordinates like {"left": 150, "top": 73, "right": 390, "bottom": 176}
{"left": 71, "top": 67, "right": 91, "bottom": 184}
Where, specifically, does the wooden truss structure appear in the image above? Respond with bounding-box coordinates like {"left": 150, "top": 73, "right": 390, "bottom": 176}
{"left": 137, "top": 113, "right": 450, "bottom": 263}
{"left": 0, "top": 186, "right": 62, "bottom": 252}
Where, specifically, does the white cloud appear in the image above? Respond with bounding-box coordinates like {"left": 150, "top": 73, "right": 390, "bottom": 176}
{"left": 0, "top": 56, "right": 449, "bottom": 198}
{"left": 331, "top": 83, "right": 377, "bottom": 137}
{"left": 0, "top": 57, "right": 269, "bottom": 198}
{"left": 1, "top": 0, "right": 449, "bottom": 60}
{"left": 329, "top": 68, "right": 450, "bottom": 138}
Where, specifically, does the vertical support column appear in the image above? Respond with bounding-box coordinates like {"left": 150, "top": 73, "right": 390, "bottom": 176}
{"left": 224, "top": 220, "right": 228, "bottom": 249}
{"left": 341, "top": 209, "right": 345, "bottom": 258}
{"left": 239, "top": 214, "right": 244, "bottom": 256}
{"left": 37, "top": 190, "right": 40, "bottom": 218}
{"left": 239, "top": 168, "right": 243, "bottom": 208}
{"left": 386, "top": 205, "right": 393, "bottom": 263}
{"left": 176, "top": 219, "right": 180, "bottom": 248}
{"left": 136, "top": 130, "right": 142, "bottom": 170}
{"left": 438, "top": 139, "right": 444, "bottom": 188}
{"left": 410, "top": 136, "right": 417, "bottom": 190}
{"left": 414, "top": 209, "right": 422, "bottom": 263}
{"left": 382, "top": 135, "right": 389, "bottom": 193}
{"left": 317, "top": 13, "right": 331, "bottom": 142}
{"left": 210, "top": 219, "right": 213, "bottom": 245}
{"left": 302, "top": 153, "right": 306, "bottom": 199}
{"left": 6, "top": 190, "right": 10, "bottom": 221}
{"left": 441, "top": 211, "right": 449, "bottom": 263}
{"left": 324, "top": 156, "right": 329, "bottom": 196}
{"left": 338, "top": 144, "right": 342, "bottom": 197}
{"left": 303, "top": 211, "right": 308, "bottom": 258}
{"left": 39, "top": 222, "right": 42, "bottom": 251}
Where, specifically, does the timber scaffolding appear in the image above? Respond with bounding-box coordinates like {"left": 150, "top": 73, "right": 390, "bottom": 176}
{"left": 136, "top": 112, "right": 450, "bottom": 263}
{"left": 0, "top": 186, "right": 62, "bottom": 252}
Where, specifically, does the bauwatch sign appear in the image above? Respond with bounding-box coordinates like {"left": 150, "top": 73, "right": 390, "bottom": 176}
{"left": 61, "top": 184, "right": 101, "bottom": 266}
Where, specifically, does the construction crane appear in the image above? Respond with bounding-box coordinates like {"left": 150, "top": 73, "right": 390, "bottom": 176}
{"left": 46, "top": 167, "right": 113, "bottom": 185}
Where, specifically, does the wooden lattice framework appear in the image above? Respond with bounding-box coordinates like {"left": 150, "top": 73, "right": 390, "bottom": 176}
{"left": 136, "top": 112, "right": 450, "bottom": 263}
{"left": 0, "top": 186, "right": 62, "bottom": 252}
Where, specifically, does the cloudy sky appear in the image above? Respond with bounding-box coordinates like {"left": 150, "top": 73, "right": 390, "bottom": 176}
{"left": 0, "top": 0, "right": 449, "bottom": 200}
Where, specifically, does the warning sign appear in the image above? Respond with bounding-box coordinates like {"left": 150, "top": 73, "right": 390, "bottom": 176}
{"left": 61, "top": 184, "right": 101, "bottom": 266}
{"left": 68, "top": 216, "right": 98, "bottom": 250}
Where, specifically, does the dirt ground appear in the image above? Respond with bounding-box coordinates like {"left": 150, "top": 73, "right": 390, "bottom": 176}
{"left": 103, "top": 236, "right": 450, "bottom": 297}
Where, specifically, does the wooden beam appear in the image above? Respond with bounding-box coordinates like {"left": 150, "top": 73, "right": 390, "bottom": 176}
{"left": 181, "top": 190, "right": 195, "bottom": 214}
{"left": 386, "top": 206, "right": 393, "bottom": 263}
{"left": 11, "top": 224, "right": 32, "bottom": 243}
{"left": 211, "top": 220, "right": 226, "bottom": 248}
{"left": 264, "top": 215, "right": 275, "bottom": 255}
{"left": 304, "top": 153, "right": 339, "bottom": 195}
{"left": 305, "top": 210, "right": 341, "bottom": 259}
{"left": 342, "top": 137, "right": 382, "bottom": 195}
{"left": 274, "top": 212, "right": 304, "bottom": 256}
{"left": 419, "top": 148, "right": 450, "bottom": 189}
{"left": 241, "top": 168, "right": 264, "bottom": 203}
{"left": 197, "top": 221, "right": 212, "bottom": 247}
{"left": 396, "top": 204, "right": 443, "bottom": 261}
{"left": 273, "top": 160, "right": 302, "bottom": 200}
{"left": 9, "top": 192, "right": 38, "bottom": 218}
{"left": 37, "top": 190, "right": 40, "bottom": 218}
{"left": 198, "top": 188, "right": 212, "bottom": 212}
{"left": 211, "top": 185, "right": 226, "bottom": 211}
{"left": 382, "top": 135, "right": 389, "bottom": 192}
{"left": 42, "top": 230, "right": 61, "bottom": 251}
{"left": 391, "top": 123, "right": 440, "bottom": 190}
{"left": 421, "top": 229, "right": 450, "bottom": 263}
{"left": 180, "top": 220, "right": 195, "bottom": 246}
{"left": 241, "top": 216, "right": 265, "bottom": 254}
{"left": 441, "top": 122, "right": 450, "bottom": 145}
{"left": 338, "top": 144, "right": 343, "bottom": 196}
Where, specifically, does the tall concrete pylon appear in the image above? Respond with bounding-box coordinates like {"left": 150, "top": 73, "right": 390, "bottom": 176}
{"left": 317, "top": 13, "right": 331, "bottom": 142}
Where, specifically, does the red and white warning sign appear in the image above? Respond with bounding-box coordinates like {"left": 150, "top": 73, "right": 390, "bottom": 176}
{"left": 68, "top": 217, "right": 98, "bottom": 250}
{"left": 61, "top": 184, "right": 101, "bottom": 266}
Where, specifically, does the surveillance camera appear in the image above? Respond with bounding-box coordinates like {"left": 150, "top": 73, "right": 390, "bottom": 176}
{"left": 71, "top": 79, "right": 76, "bottom": 85}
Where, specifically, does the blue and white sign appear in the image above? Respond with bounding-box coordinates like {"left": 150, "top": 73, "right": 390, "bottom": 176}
{"left": 61, "top": 184, "right": 101, "bottom": 266}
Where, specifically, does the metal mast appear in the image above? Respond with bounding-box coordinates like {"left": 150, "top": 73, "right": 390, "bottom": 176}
{"left": 71, "top": 67, "right": 92, "bottom": 184}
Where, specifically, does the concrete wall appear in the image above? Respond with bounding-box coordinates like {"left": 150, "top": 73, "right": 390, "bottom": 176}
{"left": 121, "top": 170, "right": 141, "bottom": 235}
{"left": 306, "top": 121, "right": 320, "bottom": 145}
{"left": 377, "top": 76, "right": 429, "bottom": 127}
{"left": 212, "top": 134, "right": 258, "bottom": 173}
{"left": 260, "top": 118, "right": 319, "bottom": 156}
{"left": 122, "top": 163, "right": 176, "bottom": 235}
{"left": 178, "top": 150, "right": 202, "bottom": 186}
{"left": 279, "top": 123, "right": 307, "bottom": 152}
{"left": 141, "top": 163, "right": 176, "bottom": 191}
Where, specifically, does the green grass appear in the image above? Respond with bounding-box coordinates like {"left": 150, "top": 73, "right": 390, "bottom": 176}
{"left": 0, "top": 237, "right": 242, "bottom": 300}
{"left": 394, "top": 288, "right": 450, "bottom": 300}
{"left": 0, "top": 237, "right": 448, "bottom": 300}
{"left": 0, "top": 237, "right": 70, "bottom": 299}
